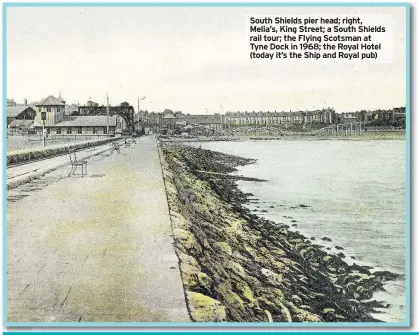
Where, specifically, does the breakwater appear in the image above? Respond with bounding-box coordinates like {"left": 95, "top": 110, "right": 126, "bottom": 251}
{"left": 159, "top": 142, "right": 398, "bottom": 322}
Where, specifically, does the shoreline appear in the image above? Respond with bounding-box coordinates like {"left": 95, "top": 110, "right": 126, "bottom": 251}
{"left": 159, "top": 132, "right": 405, "bottom": 143}
{"left": 159, "top": 142, "right": 399, "bottom": 323}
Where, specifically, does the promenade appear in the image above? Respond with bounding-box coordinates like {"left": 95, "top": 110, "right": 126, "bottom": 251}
{"left": 6, "top": 135, "right": 190, "bottom": 323}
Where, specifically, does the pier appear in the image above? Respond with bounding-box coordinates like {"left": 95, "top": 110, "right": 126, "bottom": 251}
{"left": 6, "top": 136, "right": 190, "bottom": 323}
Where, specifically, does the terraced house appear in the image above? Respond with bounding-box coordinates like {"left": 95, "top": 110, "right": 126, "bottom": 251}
{"left": 222, "top": 108, "right": 336, "bottom": 126}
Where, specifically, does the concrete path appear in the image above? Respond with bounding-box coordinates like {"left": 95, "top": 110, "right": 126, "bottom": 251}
{"left": 6, "top": 135, "right": 190, "bottom": 323}
{"left": 7, "top": 139, "right": 126, "bottom": 189}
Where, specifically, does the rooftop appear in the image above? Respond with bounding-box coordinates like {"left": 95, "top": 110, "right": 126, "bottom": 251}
{"left": 7, "top": 106, "right": 36, "bottom": 118}
{"left": 8, "top": 119, "right": 34, "bottom": 128}
{"left": 36, "top": 95, "right": 66, "bottom": 106}
{"left": 32, "top": 116, "right": 117, "bottom": 127}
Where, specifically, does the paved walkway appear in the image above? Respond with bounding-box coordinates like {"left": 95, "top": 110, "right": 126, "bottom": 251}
{"left": 6, "top": 135, "right": 190, "bottom": 323}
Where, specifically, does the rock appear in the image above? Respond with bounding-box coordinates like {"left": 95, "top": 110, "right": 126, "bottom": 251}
{"left": 260, "top": 268, "right": 284, "bottom": 286}
{"left": 291, "top": 295, "right": 303, "bottom": 306}
{"left": 337, "top": 252, "right": 346, "bottom": 258}
{"left": 162, "top": 144, "right": 395, "bottom": 323}
{"left": 291, "top": 220, "right": 297, "bottom": 223}
{"left": 322, "top": 308, "right": 335, "bottom": 314}
{"left": 335, "top": 245, "right": 344, "bottom": 250}
{"left": 188, "top": 291, "right": 227, "bottom": 322}
{"left": 235, "top": 282, "right": 257, "bottom": 304}
{"left": 276, "top": 300, "right": 292, "bottom": 322}
{"left": 373, "top": 270, "right": 399, "bottom": 281}
{"left": 299, "top": 204, "right": 310, "bottom": 208}
{"left": 290, "top": 303, "right": 323, "bottom": 322}
{"left": 215, "top": 241, "right": 233, "bottom": 255}
{"left": 173, "top": 228, "right": 200, "bottom": 252}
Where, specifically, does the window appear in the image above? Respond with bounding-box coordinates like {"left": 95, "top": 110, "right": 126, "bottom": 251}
{"left": 93, "top": 128, "right": 97, "bottom": 134}
{"left": 47, "top": 108, "right": 51, "bottom": 113}
{"left": 47, "top": 128, "right": 50, "bottom": 134}
{"left": 103, "top": 127, "right": 107, "bottom": 134}
{"left": 67, "top": 128, "right": 72, "bottom": 135}
{"left": 56, "top": 128, "right": 61, "bottom": 135}
{"left": 77, "top": 127, "right": 82, "bottom": 134}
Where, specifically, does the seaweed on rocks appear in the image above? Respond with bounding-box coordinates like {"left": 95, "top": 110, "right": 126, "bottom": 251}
{"left": 159, "top": 143, "right": 399, "bottom": 323}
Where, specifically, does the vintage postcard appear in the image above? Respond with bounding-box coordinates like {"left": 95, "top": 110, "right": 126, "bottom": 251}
{"left": 4, "top": 3, "right": 409, "bottom": 326}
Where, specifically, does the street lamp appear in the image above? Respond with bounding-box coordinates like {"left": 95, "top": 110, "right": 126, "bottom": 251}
{"left": 137, "top": 96, "right": 146, "bottom": 133}
{"left": 106, "top": 93, "right": 110, "bottom": 137}
{"left": 41, "top": 111, "right": 46, "bottom": 147}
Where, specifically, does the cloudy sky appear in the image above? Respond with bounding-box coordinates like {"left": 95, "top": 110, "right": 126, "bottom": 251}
{"left": 7, "top": 6, "right": 406, "bottom": 114}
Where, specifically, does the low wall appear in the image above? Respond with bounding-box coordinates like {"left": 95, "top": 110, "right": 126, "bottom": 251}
{"left": 7, "top": 137, "right": 119, "bottom": 166}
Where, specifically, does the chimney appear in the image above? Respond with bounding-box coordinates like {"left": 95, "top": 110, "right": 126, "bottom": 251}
{"left": 24, "top": 99, "right": 27, "bottom": 106}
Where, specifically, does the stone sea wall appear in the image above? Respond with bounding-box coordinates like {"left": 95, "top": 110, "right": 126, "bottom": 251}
{"left": 159, "top": 142, "right": 398, "bottom": 323}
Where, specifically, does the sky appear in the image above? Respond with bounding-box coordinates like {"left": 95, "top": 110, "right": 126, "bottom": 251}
{"left": 7, "top": 6, "right": 407, "bottom": 114}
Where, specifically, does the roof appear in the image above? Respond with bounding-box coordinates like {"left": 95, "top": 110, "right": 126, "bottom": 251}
{"left": 163, "top": 113, "right": 176, "bottom": 119}
{"left": 187, "top": 115, "right": 222, "bottom": 124}
{"left": 33, "top": 116, "right": 117, "bottom": 127}
{"left": 36, "top": 95, "right": 65, "bottom": 106}
{"left": 7, "top": 106, "right": 36, "bottom": 118}
{"left": 8, "top": 119, "right": 34, "bottom": 128}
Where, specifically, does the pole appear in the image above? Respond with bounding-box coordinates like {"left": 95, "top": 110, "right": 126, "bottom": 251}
{"left": 106, "top": 93, "right": 109, "bottom": 136}
{"left": 42, "top": 120, "right": 45, "bottom": 147}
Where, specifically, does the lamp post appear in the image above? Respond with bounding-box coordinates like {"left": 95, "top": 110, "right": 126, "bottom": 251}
{"left": 106, "top": 93, "right": 109, "bottom": 137}
{"left": 138, "top": 96, "right": 146, "bottom": 133}
{"left": 138, "top": 96, "right": 146, "bottom": 113}
{"left": 41, "top": 111, "right": 46, "bottom": 147}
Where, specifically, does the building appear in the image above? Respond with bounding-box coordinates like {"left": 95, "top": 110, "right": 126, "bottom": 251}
{"left": 86, "top": 100, "right": 99, "bottom": 107}
{"left": 30, "top": 94, "right": 118, "bottom": 136}
{"left": 35, "top": 95, "right": 66, "bottom": 125}
{"left": 222, "top": 108, "right": 336, "bottom": 127}
{"left": 7, "top": 106, "right": 36, "bottom": 125}
{"left": 368, "top": 108, "right": 403, "bottom": 123}
{"left": 161, "top": 109, "right": 177, "bottom": 129}
{"left": 186, "top": 114, "right": 223, "bottom": 131}
{"left": 174, "top": 111, "right": 187, "bottom": 126}
{"left": 8, "top": 119, "right": 34, "bottom": 134}
{"left": 65, "top": 104, "right": 79, "bottom": 116}
{"left": 32, "top": 115, "right": 117, "bottom": 136}
{"left": 339, "top": 111, "right": 367, "bottom": 124}
{"left": 139, "top": 111, "right": 160, "bottom": 132}
{"left": 7, "top": 99, "right": 17, "bottom": 107}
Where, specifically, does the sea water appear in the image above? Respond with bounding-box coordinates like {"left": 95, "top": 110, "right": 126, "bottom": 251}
{"left": 195, "top": 139, "right": 406, "bottom": 323}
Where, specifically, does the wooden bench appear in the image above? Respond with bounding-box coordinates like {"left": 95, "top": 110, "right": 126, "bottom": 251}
{"left": 68, "top": 149, "right": 87, "bottom": 177}
{"left": 111, "top": 141, "right": 121, "bottom": 154}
